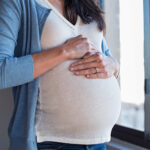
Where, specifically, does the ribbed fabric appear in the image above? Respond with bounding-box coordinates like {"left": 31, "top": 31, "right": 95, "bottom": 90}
{"left": 35, "top": 0, "right": 121, "bottom": 145}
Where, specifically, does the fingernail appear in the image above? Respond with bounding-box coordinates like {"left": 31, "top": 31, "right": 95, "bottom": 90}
{"left": 87, "top": 75, "right": 90, "bottom": 77}
{"left": 75, "top": 72, "right": 79, "bottom": 75}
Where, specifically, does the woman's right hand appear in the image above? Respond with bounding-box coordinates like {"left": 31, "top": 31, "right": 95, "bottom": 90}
{"left": 61, "top": 34, "right": 97, "bottom": 60}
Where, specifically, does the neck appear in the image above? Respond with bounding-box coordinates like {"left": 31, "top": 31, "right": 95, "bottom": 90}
{"left": 48, "top": 0, "right": 65, "bottom": 16}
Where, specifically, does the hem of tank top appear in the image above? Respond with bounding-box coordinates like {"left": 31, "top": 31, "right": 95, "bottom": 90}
{"left": 36, "top": 135, "right": 111, "bottom": 145}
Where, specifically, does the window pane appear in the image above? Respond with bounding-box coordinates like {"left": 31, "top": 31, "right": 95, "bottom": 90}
{"left": 104, "top": 0, "right": 145, "bottom": 131}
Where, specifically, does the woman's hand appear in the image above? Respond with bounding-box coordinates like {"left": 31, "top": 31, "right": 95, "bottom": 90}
{"left": 69, "top": 52, "right": 119, "bottom": 79}
{"left": 61, "top": 34, "right": 97, "bottom": 60}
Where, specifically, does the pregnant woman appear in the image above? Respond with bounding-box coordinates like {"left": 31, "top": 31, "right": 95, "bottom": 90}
{"left": 0, "top": 0, "right": 121, "bottom": 150}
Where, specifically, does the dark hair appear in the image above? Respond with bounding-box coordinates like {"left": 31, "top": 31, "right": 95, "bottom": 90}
{"left": 64, "top": 0, "right": 105, "bottom": 31}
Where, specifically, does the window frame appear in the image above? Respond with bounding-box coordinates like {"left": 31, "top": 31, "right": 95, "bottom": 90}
{"left": 112, "top": 125, "right": 150, "bottom": 149}
{"left": 144, "top": 0, "right": 150, "bottom": 139}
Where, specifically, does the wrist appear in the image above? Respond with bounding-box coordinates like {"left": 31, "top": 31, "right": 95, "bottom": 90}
{"left": 58, "top": 45, "right": 69, "bottom": 61}
{"left": 59, "top": 45, "right": 70, "bottom": 61}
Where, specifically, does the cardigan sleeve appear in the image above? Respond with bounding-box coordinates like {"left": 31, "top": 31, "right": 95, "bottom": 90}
{"left": 101, "top": 37, "right": 112, "bottom": 56}
{"left": 0, "top": 0, "right": 34, "bottom": 90}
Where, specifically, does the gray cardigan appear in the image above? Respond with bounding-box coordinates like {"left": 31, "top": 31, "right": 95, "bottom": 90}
{"left": 0, "top": 0, "right": 111, "bottom": 149}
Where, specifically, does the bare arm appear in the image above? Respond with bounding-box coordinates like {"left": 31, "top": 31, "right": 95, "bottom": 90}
{"left": 0, "top": 0, "right": 94, "bottom": 89}
{"left": 32, "top": 35, "right": 95, "bottom": 79}
{"left": 32, "top": 46, "right": 66, "bottom": 79}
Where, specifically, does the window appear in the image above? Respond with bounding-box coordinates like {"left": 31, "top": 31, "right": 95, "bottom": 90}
{"left": 100, "top": 0, "right": 150, "bottom": 148}
{"left": 119, "top": 0, "right": 144, "bottom": 131}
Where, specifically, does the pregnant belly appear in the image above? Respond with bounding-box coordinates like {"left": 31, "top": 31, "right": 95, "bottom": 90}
{"left": 38, "top": 60, "right": 121, "bottom": 136}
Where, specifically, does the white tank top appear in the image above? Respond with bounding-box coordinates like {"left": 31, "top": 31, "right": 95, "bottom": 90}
{"left": 35, "top": 0, "right": 121, "bottom": 145}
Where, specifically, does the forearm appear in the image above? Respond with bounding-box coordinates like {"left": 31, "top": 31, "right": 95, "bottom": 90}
{"left": 0, "top": 46, "right": 67, "bottom": 89}
{"left": 32, "top": 46, "right": 67, "bottom": 79}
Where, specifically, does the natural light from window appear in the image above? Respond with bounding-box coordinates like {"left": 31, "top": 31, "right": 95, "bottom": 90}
{"left": 118, "top": 0, "right": 145, "bottom": 130}
{"left": 120, "top": 0, "right": 144, "bottom": 106}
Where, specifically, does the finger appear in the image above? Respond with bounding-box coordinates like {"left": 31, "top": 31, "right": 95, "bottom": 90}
{"left": 74, "top": 67, "right": 106, "bottom": 76}
{"left": 89, "top": 48, "right": 98, "bottom": 53}
{"left": 85, "top": 72, "right": 110, "bottom": 79}
{"left": 76, "top": 34, "right": 83, "bottom": 39}
{"left": 83, "top": 52, "right": 93, "bottom": 59}
{"left": 81, "top": 37, "right": 100, "bottom": 52}
{"left": 69, "top": 61, "right": 104, "bottom": 71}
{"left": 74, "top": 68, "right": 97, "bottom": 76}
{"left": 95, "top": 67, "right": 106, "bottom": 73}
{"left": 83, "top": 48, "right": 101, "bottom": 58}
{"left": 72, "top": 34, "right": 84, "bottom": 41}
{"left": 70, "top": 53, "right": 102, "bottom": 67}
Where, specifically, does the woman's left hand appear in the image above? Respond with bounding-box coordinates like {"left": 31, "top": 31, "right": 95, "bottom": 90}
{"left": 69, "top": 52, "right": 119, "bottom": 79}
